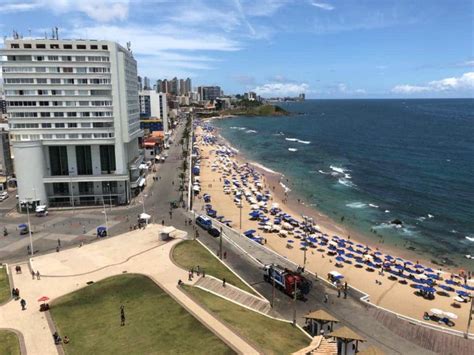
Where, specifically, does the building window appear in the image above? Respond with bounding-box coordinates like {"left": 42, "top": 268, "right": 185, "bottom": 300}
{"left": 41, "top": 123, "right": 52, "bottom": 128}
{"left": 49, "top": 146, "right": 69, "bottom": 175}
{"left": 55, "top": 123, "right": 65, "bottom": 128}
{"left": 102, "top": 45, "right": 108, "bottom": 50}
{"left": 52, "top": 182, "right": 69, "bottom": 195}
{"left": 63, "top": 44, "right": 72, "bottom": 49}
{"left": 76, "top": 146, "right": 93, "bottom": 175}
{"left": 24, "top": 43, "right": 32, "bottom": 48}
{"left": 77, "top": 45, "right": 87, "bottom": 50}
{"left": 36, "top": 44, "right": 46, "bottom": 49}
{"left": 50, "top": 44, "right": 59, "bottom": 49}
{"left": 91, "top": 45, "right": 98, "bottom": 50}
{"left": 100, "top": 145, "right": 116, "bottom": 173}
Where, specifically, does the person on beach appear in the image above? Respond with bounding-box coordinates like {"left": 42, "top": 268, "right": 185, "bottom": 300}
{"left": 222, "top": 278, "right": 226, "bottom": 287}
{"left": 36, "top": 271, "right": 40, "bottom": 280}
{"left": 31, "top": 270, "right": 35, "bottom": 280}
{"left": 20, "top": 298, "right": 26, "bottom": 310}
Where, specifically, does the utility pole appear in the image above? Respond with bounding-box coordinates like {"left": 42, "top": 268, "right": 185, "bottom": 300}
{"left": 26, "top": 200, "right": 33, "bottom": 256}
{"left": 239, "top": 199, "right": 242, "bottom": 232}
{"left": 219, "top": 226, "right": 223, "bottom": 260}
{"left": 270, "top": 265, "right": 276, "bottom": 308}
{"left": 466, "top": 295, "right": 474, "bottom": 338}
{"left": 293, "top": 279, "right": 297, "bottom": 325}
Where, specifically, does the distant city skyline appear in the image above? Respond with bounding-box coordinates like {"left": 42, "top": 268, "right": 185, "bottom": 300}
{"left": 0, "top": 0, "right": 473, "bottom": 98}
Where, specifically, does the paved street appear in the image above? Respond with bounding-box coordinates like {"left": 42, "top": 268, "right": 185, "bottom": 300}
{"left": 0, "top": 121, "right": 188, "bottom": 262}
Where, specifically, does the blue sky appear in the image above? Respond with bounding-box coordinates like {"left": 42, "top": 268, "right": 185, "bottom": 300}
{"left": 0, "top": 0, "right": 473, "bottom": 98}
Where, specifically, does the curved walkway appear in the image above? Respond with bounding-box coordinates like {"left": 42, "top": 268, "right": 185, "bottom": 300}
{"left": 0, "top": 224, "right": 260, "bottom": 355}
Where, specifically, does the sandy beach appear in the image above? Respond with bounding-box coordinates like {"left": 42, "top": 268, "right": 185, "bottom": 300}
{"left": 193, "top": 123, "right": 474, "bottom": 334}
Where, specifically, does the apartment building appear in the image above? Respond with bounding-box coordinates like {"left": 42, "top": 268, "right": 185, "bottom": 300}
{"left": 1, "top": 38, "right": 143, "bottom": 208}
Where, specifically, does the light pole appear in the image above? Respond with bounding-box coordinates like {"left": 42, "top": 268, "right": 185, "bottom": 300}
{"left": 102, "top": 199, "right": 109, "bottom": 234}
{"left": 25, "top": 199, "right": 33, "bottom": 256}
{"left": 70, "top": 177, "right": 75, "bottom": 214}
{"left": 466, "top": 296, "right": 474, "bottom": 338}
{"left": 107, "top": 182, "right": 112, "bottom": 211}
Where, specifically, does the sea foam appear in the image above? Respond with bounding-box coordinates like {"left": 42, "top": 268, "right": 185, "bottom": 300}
{"left": 346, "top": 202, "right": 366, "bottom": 208}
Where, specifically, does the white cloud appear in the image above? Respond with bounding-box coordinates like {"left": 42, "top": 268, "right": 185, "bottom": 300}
{"left": 65, "top": 25, "right": 240, "bottom": 52}
{"left": 253, "top": 82, "right": 309, "bottom": 96}
{"left": 1, "top": 0, "right": 130, "bottom": 22}
{"left": 392, "top": 72, "right": 474, "bottom": 94}
{"left": 0, "top": 2, "right": 41, "bottom": 12}
{"left": 310, "top": 1, "right": 335, "bottom": 11}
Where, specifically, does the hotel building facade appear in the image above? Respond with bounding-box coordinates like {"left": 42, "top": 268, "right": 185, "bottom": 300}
{"left": 1, "top": 39, "right": 144, "bottom": 208}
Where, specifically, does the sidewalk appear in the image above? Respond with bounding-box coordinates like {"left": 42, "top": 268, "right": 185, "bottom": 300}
{"left": 0, "top": 224, "right": 260, "bottom": 355}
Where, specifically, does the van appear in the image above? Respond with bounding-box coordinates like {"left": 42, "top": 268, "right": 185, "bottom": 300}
{"left": 196, "top": 215, "right": 212, "bottom": 230}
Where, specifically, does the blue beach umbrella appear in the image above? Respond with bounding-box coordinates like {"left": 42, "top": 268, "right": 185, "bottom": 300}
{"left": 412, "top": 284, "right": 424, "bottom": 290}
{"left": 244, "top": 229, "right": 256, "bottom": 236}
{"left": 414, "top": 264, "right": 424, "bottom": 269}
{"left": 423, "top": 286, "right": 436, "bottom": 293}
{"left": 445, "top": 280, "right": 457, "bottom": 285}
{"left": 375, "top": 251, "right": 382, "bottom": 256}
{"left": 328, "top": 245, "right": 336, "bottom": 251}
{"left": 456, "top": 290, "right": 470, "bottom": 297}
{"left": 385, "top": 255, "right": 394, "bottom": 260}
{"left": 439, "top": 285, "right": 454, "bottom": 292}
{"left": 356, "top": 244, "right": 364, "bottom": 248}
{"left": 300, "top": 241, "right": 309, "bottom": 247}
{"left": 405, "top": 261, "right": 413, "bottom": 265}
{"left": 337, "top": 249, "right": 345, "bottom": 255}
{"left": 346, "top": 253, "right": 354, "bottom": 258}
{"left": 463, "top": 284, "right": 474, "bottom": 291}
{"left": 425, "top": 273, "right": 439, "bottom": 279}
{"left": 336, "top": 256, "right": 345, "bottom": 262}
{"left": 425, "top": 268, "right": 434, "bottom": 272}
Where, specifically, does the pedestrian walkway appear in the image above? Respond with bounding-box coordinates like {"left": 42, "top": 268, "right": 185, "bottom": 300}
{"left": 0, "top": 224, "right": 260, "bottom": 355}
{"left": 293, "top": 336, "right": 337, "bottom": 355}
{"left": 195, "top": 275, "right": 271, "bottom": 314}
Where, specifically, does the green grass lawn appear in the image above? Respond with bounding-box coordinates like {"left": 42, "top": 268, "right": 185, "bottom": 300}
{"left": 50, "top": 274, "right": 234, "bottom": 355}
{"left": 0, "top": 330, "right": 21, "bottom": 355}
{"left": 0, "top": 266, "right": 10, "bottom": 304}
{"left": 184, "top": 286, "right": 310, "bottom": 355}
{"left": 172, "top": 240, "right": 255, "bottom": 294}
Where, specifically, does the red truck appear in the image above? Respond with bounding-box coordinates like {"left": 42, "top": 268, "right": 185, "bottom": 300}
{"left": 263, "top": 264, "right": 312, "bottom": 298}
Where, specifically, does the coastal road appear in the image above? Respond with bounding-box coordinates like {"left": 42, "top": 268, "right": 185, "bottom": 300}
{"left": 193, "top": 225, "right": 436, "bottom": 355}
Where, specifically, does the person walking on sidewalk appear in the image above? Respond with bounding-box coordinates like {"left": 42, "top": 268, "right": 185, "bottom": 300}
{"left": 20, "top": 298, "right": 26, "bottom": 310}
{"left": 324, "top": 293, "right": 329, "bottom": 303}
{"left": 222, "top": 278, "right": 226, "bottom": 287}
{"left": 31, "top": 270, "right": 35, "bottom": 280}
{"left": 36, "top": 270, "right": 40, "bottom": 280}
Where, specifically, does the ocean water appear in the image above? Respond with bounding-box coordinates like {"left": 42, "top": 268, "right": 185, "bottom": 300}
{"left": 212, "top": 99, "right": 474, "bottom": 267}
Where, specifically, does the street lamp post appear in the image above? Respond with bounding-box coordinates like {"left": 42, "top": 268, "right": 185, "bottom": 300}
{"left": 107, "top": 182, "right": 112, "bottom": 211}
{"left": 102, "top": 200, "right": 109, "bottom": 234}
{"left": 25, "top": 199, "right": 33, "bottom": 256}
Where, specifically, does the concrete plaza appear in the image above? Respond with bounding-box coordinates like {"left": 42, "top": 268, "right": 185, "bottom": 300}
{"left": 0, "top": 224, "right": 259, "bottom": 355}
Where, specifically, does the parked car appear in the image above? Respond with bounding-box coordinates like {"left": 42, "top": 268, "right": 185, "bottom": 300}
{"left": 0, "top": 192, "right": 9, "bottom": 201}
{"left": 208, "top": 227, "right": 221, "bottom": 238}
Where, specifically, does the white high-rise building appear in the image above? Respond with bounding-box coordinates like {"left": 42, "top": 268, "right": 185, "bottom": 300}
{"left": 138, "top": 90, "right": 169, "bottom": 133}
{"left": 1, "top": 38, "right": 144, "bottom": 208}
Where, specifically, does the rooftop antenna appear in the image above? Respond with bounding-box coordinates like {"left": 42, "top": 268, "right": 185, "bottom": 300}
{"left": 126, "top": 41, "right": 131, "bottom": 51}
{"left": 51, "top": 27, "right": 55, "bottom": 40}
{"left": 55, "top": 27, "right": 59, "bottom": 40}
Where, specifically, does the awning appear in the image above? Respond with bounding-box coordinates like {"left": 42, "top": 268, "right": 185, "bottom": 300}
{"left": 138, "top": 177, "right": 146, "bottom": 187}
{"left": 139, "top": 164, "right": 148, "bottom": 170}
{"left": 139, "top": 213, "right": 151, "bottom": 220}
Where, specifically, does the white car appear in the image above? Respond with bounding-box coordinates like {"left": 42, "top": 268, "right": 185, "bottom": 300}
{"left": 0, "top": 192, "right": 9, "bottom": 201}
